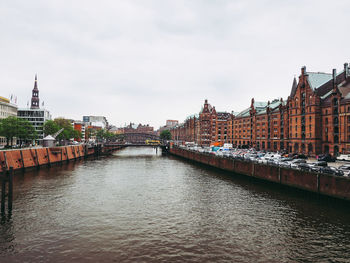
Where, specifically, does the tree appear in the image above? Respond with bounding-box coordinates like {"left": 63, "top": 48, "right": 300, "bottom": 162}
{"left": 43, "top": 118, "right": 78, "bottom": 145}
{"left": 43, "top": 120, "right": 60, "bottom": 136}
{"left": 17, "top": 118, "right": 37, "bottom": 146}
{"left": 0, "top": 116, "right": 18, "bottom": 146}
{"left": 0, "top": 116, "right": 37, "bottom": 147}
{"left": 53, "top": 118, "right": 75, "bottom": 141}
{"left": 160, "top": 129, "right": 171, "bottom": 140}
{"left": 86, "top": 128, "right": 96, "bottom": 141}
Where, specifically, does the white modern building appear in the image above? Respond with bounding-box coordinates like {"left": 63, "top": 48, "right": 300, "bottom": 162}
{"left": 0, "top": 96, "right": 18, "bottom": 146}
{"left": 83, "top": 115, "right": 109, "bottom": 129}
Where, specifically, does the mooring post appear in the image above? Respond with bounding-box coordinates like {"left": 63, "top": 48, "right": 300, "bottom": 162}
{"left": 20, "top": 150, "right": 25, "bottom": 172}
{"left": 8, "top": 167, "right": 13, "bottom": 211}
{"left": 1, "top": 174, "right": 5, "bottom": 213}
{"left": 34, "top": 148, "right": 40, "bottom": 169}
{"left": 46, "top": 148, "right": 51, "bottom": 168}
{"left": 65, "top": 147, "right": 69, "bottom": 163}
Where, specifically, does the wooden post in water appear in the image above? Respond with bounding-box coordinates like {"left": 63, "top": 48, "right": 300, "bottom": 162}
{"left": 46, "top": 148, "right": 51, "bottom": 167}
{"left": 1, "top": 173, "right": 5, "bottom": 213}
{"left": 8, "top": 167, "right": 13, "bottom": 211}
{"left": 34, "top": 148, "right": 40, "bottom": 169}
{"left": 20, "top": 150, "right": 25, "bottom": 172}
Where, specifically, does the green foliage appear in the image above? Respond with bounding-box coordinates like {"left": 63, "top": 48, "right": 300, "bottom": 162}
{"left": 86, "top": 128, "right": 96, "bottom": 139}
{"left": 160, "top": 129, "right": 171, "bottom": 140}
{"left": 43, "top": 118, "right": 81, "bottom": 143}
{"left": 0, "top": 116, "right": 37, "bottom": 146}
{"left": 43, "top": 120, "right": 60, "bottom": 136}
{"left": 17, "top": 118, "right": 37, "bottom": 142}
{"left": 95, "top": 129, "right": 117, "bottom": 142}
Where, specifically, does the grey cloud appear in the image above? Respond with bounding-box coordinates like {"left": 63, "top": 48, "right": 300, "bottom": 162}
{"left": 1, "top": 0, "right": 349, "bottom": 128}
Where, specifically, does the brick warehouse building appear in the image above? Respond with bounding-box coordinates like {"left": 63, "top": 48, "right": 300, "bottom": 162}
{"left": 170, "top": 63, "right": 350, "bottom": 156}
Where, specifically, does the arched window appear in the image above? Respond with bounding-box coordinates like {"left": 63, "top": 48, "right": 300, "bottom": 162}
{"left": 333, "top": 98, "right": 338, "bottom": 106}
{"left": 334, "top": 135, "right": 339, "bottom": 143}
{"left": 294, "top": 143, "right": 299, "bottom": 153}
{"left": 308, "top": 143, "right": 313, "bottom": 153}
{"left": 333, "top": 117, "right": 339, "bottom": 125}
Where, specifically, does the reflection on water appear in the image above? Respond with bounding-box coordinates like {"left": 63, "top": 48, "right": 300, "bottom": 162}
{"left": 1, "top": 147, "right": 350, "bottom": 262}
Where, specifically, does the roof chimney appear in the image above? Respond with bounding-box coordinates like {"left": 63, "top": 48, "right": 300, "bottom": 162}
{"left": 301, "top": 66, "right": 306, "bottom": 75}
{"left": 345, "top": 63, "right": 349, "bottom": 78}
{"left": 333, "top": 68, "right": 337, "bottom": 87}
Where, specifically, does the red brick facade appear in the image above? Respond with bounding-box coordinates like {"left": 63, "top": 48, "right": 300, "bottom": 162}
{"left": 171, "top": 63, "right": 350, "bottom": 156}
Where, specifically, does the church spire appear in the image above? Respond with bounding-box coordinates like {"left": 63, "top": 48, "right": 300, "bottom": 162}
{"left": 31, "top": 74, "right": 40, "bottom": 109}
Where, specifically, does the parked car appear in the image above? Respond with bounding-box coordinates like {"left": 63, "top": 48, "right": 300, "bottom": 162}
{"left": 337, "top": 154, "right": 350, "bottom": 161}
{"left": 290, "top": 159, "right": 307, "bottom": 169}
{"left": 292, "top": 154, "right": 308, "bottom": 159}
{"left": 298, "top": 163, "right": 312, "bottom": 171}
{"left": 338, "top": 165, "right": 350, "bottom": 176}
{"left": 317, "top": 154, "right": 336, "bottom": 162}
{"left": 308, "top": 161, "right": 327, "bottom": 172}
{"left": 321, "top": 166, "right": 344, "bottom": 176}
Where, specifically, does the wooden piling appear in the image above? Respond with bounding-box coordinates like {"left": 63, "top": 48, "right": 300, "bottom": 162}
{"left": 1, "top": 175, "right": 5, "bottom": 213}
{"left": 34, "top": 148, "right": 40, "bottom": 169}
{"left": 8, "top": 167, "right": 13, "bottom": 211}
{"left": 20, "top": 150, "right": 25, "bottom": 172}
{"left": 46, "top": 148, "right": 51, "bottom": 167}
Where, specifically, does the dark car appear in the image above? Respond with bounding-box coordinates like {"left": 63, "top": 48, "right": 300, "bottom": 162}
{"left": 321, "top": 167, "right": 344, "bottom": 176}
{"left": 298, "top": 163, "right": 311, "bottom": 171}
{"left": 291, "top": 153, "right": 308, "bottom": 159}
{"left": 309, "top": 161, "right": 328, "bottom": 172}
{"left": 314, "top": 161, "right": 328, "bottom": 167}
{"left": 317, "top": 154, "right": 336, "bottom": 162}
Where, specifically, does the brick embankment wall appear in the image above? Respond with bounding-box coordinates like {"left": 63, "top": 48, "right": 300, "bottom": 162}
{"left": 170, "top": 147, "right": 350, "bottom": 201}
{"left": 0, "top": 145, "right": 102, "bottom": 173}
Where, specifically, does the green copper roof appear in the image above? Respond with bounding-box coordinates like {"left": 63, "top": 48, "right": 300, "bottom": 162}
{"left": 307, "top": 72, "right": 332, "bottom": 90}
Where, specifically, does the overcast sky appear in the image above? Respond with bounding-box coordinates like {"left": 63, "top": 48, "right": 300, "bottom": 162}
{"left": 1, "top": 0, "right": 349, "bottom": 128}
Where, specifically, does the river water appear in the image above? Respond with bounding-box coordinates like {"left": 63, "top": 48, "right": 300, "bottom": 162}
{"left": 1, "top": 147, "right": 350, "bottom": 262}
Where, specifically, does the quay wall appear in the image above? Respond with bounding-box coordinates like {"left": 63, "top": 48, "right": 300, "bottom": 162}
{"left": 0, "top": 145, "right": 123, "bottom": 173}
{"left": 170, "top": 147, "right": 350, "bottom": 201}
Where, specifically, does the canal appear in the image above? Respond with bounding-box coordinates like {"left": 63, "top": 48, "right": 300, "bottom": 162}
{"left": 1, "top": 147, "right": 350, "bottom": 262}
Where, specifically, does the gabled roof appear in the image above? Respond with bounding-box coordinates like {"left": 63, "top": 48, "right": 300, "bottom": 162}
{"left": 307, "top": 72, "right": 333, "bottom": 90}
{"left": 235, "top": 107, "right": 250, "bottom": 118}
{"left": 254, "top": 101, "right": 268, "bottom": 109}
{"left": 290, "top": 77, "right": 298, "bottom": 97}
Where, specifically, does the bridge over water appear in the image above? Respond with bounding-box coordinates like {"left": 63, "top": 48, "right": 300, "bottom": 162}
{"left": 118, "top": 132, "right": 161, "bottom": 144}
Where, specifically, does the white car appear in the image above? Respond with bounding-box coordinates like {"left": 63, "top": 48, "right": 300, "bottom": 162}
{"left": 338, "top": 165, "right": 350, "bottom": 176}
{"left": 337, "top": 154, "right": 350, "bottom": 161}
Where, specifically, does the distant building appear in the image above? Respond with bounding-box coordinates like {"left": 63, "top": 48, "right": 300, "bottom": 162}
{"left": 0, "top": 96, "right": 18, "bottom": 146}
{"left": 122, "top": 122, "right": 155, "bottom": 134}
{"left": 158, "top": 120, "right": 179, "bottom": 135}
{"left": 17, "top": 75, "right": 52, "bottom": 142}
{"left": 71, "top": 120, "right": 86, "bottom": 142}
{"left": 166, "top": 120, "right": 179, "bottom": 127}
{"left": 83, "top": 116, "right": 108, "bottom": 129}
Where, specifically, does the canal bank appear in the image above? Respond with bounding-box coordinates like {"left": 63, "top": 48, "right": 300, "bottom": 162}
{"left": 170, "top": 146, "right": 350, "bottom": 201}
{"left": 0, "top": 144, "right": 123, "bottom": 173}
